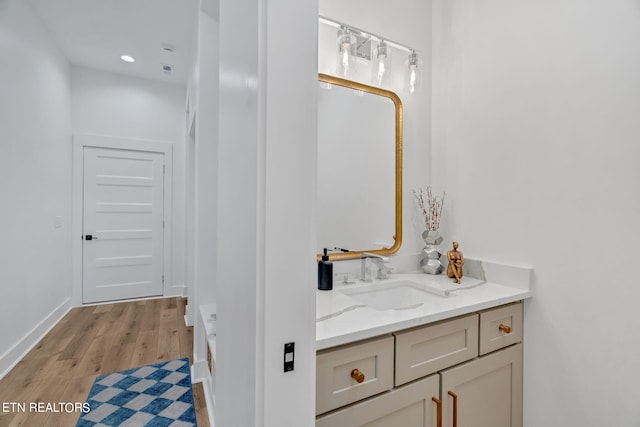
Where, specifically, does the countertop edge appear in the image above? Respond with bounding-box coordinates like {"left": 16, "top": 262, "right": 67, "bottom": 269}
{"left": 316, "top": 289, "right": 531, "bottom": 350}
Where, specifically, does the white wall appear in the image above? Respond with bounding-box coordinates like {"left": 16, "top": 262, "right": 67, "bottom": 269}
{"left": 71, "top": 67, "right": 187, "bottom": 143}
{"left": 0, "top": 0, "right": 71, "bottom": 376}
{"left": 431, "top": 1, "right": 640, "bottom": 425}
{"left": 190, "top": 6, "right": 219, "bottom": 376}
{"left": 215, "top": 0, "right": 317, "bottom": 425}
{"left": 70, "top": 66, "right": 188, "bottom": 295}
{"left": 318, "top": 0, "right": 433, "bottom": 264}
{"left": 183, "top": 1, "right": 202, "bottom": 327}
{"left": 194, "top": 8, "right": 219, "bottom": 318}
{"left": 261, "top": 0, "right": 317, "bottom": 423}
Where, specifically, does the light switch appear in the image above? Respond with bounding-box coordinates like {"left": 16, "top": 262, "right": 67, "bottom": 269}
{"left": 54, "top": 216, "right": 63, "bottom": 229}
{"left": 284, "top": 342, "right": 295, "bottom": 372}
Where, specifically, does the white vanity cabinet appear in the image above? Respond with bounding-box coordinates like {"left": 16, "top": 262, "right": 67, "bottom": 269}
{"left": 316, "top": 301, "right": 524, "bottom": 427}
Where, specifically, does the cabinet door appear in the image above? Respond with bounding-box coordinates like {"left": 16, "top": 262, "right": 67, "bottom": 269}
{"left": 440, "top": 344, "right": 522, "bottom": 427}
{"left": 316, "top": 375, "right": 440, "bottom": 427}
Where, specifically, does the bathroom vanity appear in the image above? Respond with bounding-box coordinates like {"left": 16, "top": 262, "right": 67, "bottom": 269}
{"left": 314, "top": 61, "right": 532, "bottom": 426}
{"left": 315, "top": 263, "right": 531, "bottom": 427}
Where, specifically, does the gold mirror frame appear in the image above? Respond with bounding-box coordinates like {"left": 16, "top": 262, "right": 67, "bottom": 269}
{"left": 317, "top": 73, "right": 403, "bottom": 261}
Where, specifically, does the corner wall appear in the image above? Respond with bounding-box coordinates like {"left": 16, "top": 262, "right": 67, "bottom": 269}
{"left": 431, "top": 1, "right": 640, "bottom": 425}
{"left": 187, "top": 7, "right": 219, "bottom": 394}
{"left": 0, "top": 0, "right": 72, "bottom": 377}
{"left": 215, "top": 0, "right": 317, "bottom": 425}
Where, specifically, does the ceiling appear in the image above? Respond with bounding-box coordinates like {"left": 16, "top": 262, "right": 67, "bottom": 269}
{"left": 28, "top": 0, "right": 199, "bottom": 85}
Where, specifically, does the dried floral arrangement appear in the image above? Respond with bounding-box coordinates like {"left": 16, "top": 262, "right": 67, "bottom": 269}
{"left": 413, "top": 186, "right": 446, "bottom": 231}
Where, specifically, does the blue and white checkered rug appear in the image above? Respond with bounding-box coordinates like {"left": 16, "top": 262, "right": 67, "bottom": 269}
{"left": 77, "top": 358, "right": 197, "bottom": 426}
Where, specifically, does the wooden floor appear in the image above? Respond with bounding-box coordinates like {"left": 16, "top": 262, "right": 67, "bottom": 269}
{"left": 0, "top": 298, "right": 209, "bottom": 427}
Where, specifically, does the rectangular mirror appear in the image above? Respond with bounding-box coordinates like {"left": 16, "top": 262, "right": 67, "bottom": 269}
{"left": 317, "top": 73, "right": 403, "bottom": 261}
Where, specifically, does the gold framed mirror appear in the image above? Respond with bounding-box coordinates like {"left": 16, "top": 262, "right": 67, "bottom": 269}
{"left": 317, "top": 73, "right": 403, "bottom": 261}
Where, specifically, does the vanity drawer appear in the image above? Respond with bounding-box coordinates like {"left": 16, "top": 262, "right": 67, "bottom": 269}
{"left": 316, "top": 335, "right": 394, "bottom": 415}
{"left": 479, "top": 301, "right": 523, "bottom": 355}
{"left": 395, "top": 314, "right": 478, "bottom": 386}
{"left": 316, "top": 374, "right": 439, "bottom": 427}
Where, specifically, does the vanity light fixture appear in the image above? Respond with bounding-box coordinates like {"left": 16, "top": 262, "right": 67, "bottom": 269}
{"left": 405, "top": 50, "right": 421, "bottom": 94}
{"left": 120, "top": 54, "right": 135, "bottom": 63}
{"left": 320, "top": 16, "right": 421, "bottom": 93}
{"left": 372, "top": 39, "right": 391, "bottom": 86}
{"left": 336, "top": 25, "right": 356, "bottom": 77}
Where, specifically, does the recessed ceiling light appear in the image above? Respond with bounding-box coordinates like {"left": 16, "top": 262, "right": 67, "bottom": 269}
{"left": 120, "top": 55, "right": 135, "bottom": 63}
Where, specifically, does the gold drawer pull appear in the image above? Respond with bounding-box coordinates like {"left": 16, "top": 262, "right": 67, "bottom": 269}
{"left": 350, "top": 368, "right": 365, "bottom": 383}
{"left": 498, "top": 324, "right": 511, "bottom": 334}
{"left": 448, "top": 391, "right": 458, "bottom": 427}
{"left": 432, "top": 397, "right": 442, "bottom": 427}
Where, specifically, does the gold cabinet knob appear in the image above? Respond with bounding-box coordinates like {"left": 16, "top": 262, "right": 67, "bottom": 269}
{"left": 351, "top": 368, "right": 365, "bottom": 383}
{"left": 498, "top": 324, "right": 511, "bottom": 334}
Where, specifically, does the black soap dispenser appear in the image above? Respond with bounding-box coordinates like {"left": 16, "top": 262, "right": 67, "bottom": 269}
{"left": 318, "top": 248, "right": 333, "bottom": 291}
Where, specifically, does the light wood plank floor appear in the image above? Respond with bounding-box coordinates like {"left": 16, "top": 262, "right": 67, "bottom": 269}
{"left": 0, "top": 298, "right": 209, "bottom": 427}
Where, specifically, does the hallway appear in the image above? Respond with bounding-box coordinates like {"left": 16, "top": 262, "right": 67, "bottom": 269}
{"left": 0, "top": 298, "right": 208, "bottom": 426}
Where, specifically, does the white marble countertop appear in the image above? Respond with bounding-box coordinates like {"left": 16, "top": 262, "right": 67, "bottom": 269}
{"left": 316, "top": 260, "right": 533, "bottom": 350}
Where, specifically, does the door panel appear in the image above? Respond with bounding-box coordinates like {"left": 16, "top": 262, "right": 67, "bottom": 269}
{"left": 83, "top": 147, "right": 164, "bottom": 303}
{"left": 440, "top": 344, "right": 522, "bottom": 427}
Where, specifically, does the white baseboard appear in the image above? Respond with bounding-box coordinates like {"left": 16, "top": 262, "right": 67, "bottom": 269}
{"left": 191, "top": 360, "right": 209, "bottom": 384}
{"left": 0, "top": 298, "right": 71, "bottom": 380}
{"left": 200, "top": 374, "right": 216, "bottom": 427}
{"left": 191, "top": 362, "right": 215, "bottom": 427}
{"left": 80, "top": 294, "right": 179, "bottom": 308}
{"left": 164, "top": 283, "right": 186, "bottom": 298}
{"left": 184, "top": 313, "right": 193, "bottom": 327}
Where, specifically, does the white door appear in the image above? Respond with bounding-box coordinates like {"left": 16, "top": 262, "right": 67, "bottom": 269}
{"left": 82, "top": 147, "right": 165, "bottom": 303}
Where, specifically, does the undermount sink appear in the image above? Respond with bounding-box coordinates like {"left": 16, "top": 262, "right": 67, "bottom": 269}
{"left": 339, "top": 280, "right": 445, "bottom": 311}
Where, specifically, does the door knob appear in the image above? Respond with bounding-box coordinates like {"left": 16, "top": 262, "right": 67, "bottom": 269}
{"left": 85, "top": 235, "right": 98, "bottom": 240}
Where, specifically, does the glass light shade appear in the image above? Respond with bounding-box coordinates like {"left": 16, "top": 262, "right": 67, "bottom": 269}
{"left": 405, "top": 51, "right": 422, "bottom": 94}
{"left": 336, "top": 26, "right": 356, "bottom": 77}
{"left": 371, "top": 40, "right": 391, "bottom": 86}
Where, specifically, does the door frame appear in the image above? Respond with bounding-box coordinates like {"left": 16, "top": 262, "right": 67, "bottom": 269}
{"left": 71, "top": 134, "right": 173, "bottom": 306}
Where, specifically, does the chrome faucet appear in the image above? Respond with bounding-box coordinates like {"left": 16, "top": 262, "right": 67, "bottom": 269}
{"left": 361, "top": 253, "right": 392, "bottom": 281}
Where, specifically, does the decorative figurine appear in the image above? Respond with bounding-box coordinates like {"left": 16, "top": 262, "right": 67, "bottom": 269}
{"left": 447, "top": 241, "right": 464, "bottom": 284}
